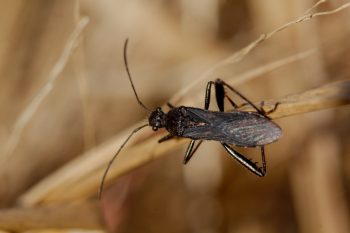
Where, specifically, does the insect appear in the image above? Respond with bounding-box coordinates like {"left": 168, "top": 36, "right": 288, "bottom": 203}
{"left": 99, "top": 39, "right": 282, "bottom": 198}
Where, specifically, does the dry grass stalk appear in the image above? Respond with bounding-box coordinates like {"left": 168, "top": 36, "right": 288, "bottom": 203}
{"left": 223, "top": 49, "right": 315, "bottom": 87}
{"left": 1, "top": 17, "right": 90, "bottom": 162}
{"left": 239, "top": 80, "right": 350, "bottom": 119}
{"left": 0, "top": 202, "right": 102, "bottom": 231}
{"left": 304, "top": 0, "right": 327, "bottom": 14}
{"left": 19, "top": 79, "right": 350, "bottom": 206}
{"left": 74, "top": 28, "right": 96, "bottom": 150}
{"left": 170, "top": 0, "right": 350, "bottom": 104}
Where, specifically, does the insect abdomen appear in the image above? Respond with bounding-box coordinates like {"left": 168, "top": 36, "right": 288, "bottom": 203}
{"left": 182, "top": 108, "right": 282, "bottom": 147}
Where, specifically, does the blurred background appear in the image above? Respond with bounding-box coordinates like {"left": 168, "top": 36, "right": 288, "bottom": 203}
{"left": 0, "top": 0, "right": 350, "bottom": 233}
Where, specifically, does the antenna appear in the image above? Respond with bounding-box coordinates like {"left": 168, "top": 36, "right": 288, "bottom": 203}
{"left": 99, "top": 123, "right": 149, "bottom": 199}
{"left": 123, "top": 39, "right": 151, "bottom": 112}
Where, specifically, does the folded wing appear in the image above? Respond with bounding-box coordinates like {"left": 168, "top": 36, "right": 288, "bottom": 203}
{"left": 183, "top": 107, "right": 282, "bottom": 147}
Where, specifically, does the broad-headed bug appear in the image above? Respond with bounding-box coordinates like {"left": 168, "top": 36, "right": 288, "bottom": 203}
{"left": 99, "top": 39, "right": 282, "bottom": 198}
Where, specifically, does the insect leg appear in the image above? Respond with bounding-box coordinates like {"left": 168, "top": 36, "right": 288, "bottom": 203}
{"left": 181, "top": 81, "right": 210, "bottom": 163}
{"left": 205, "top": 80, "right": 238, "bottom": 111}
{"left": 214, "top": 80, "right": 243, "bottom": 111}
{"left": 167, "top": 102, "right": 175, "bottom": 109}
{"left": 158, "top": 134, "right": 175, "bottom": 143}
{"left": 222, "top": 143, "right": 266, "bottom": 177}
{"left": 260, "top": 146, "right": 267, "bottom": 175}
{"left": 214, "top": 80, "right": 225, "bottom": 111}
{"left": 224, "top": 95, "right": 239, "bottom": 109}
{"left": 215, "top": 79, "right": 264, "bottom": 115}
{"left": 204, "top": 81, "right": 215, "bottom": 110}
{"left": 260, "top": 101, "right": 280, "bottom": 116}
{"left": 183, "top": 140, "right": 203, "bottom": 164}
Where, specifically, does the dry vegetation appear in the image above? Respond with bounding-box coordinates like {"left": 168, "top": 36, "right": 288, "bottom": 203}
{"left": 0, "top": 0, "right": 350, "bottom": 233}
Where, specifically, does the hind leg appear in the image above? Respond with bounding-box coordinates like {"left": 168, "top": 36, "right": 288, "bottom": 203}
{"left": 222, "top": 143, "right": 266, "bottom": 177}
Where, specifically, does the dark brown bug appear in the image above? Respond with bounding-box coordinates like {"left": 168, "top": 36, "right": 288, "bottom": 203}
{"left": 99, "top": 39, "right": 282, "bottom": 198}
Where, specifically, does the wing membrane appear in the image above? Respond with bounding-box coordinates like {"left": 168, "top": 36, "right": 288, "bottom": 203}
{"left": 183, "top": 107, "right": 282, "bottom": 147}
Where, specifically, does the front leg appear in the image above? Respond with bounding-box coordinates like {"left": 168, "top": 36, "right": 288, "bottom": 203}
{"left": 167, "top": 102, "right": 175, "bottom": 109}
{"left": 158, "top": 134, "right": 175, "bottom": 143}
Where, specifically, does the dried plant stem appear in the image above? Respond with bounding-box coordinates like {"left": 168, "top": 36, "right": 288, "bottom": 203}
{"left": 176, "top": 50, "right": 316, "bottom": 108}
{"left": 170, "top": 1, "right": 350, "bottom": 104}
{"left": 19, "top": 130, "right": 180, "bottom": 206}
{"left": 0, "top": 202, "right": 102, "bottom": 231}
{"left": 304, "top": 0, "right": 326, "bottom": 14}
{"left": 1, "top": 17, "right": 90, "bottom": 161}
{"left": 19, "top": 80, "right": 350, "bottom": 206}
{"left": 258, "top": 2, "right": 350, "bottom": 45}
{"left": 222, "top": 49, "right": 315, "bottom": 87}
{"left": 238, "top": 80, "right": 350, "bottom": 119}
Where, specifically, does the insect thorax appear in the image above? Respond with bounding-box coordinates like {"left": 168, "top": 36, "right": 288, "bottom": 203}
{"left": 165, "top": 107, "right": 190, "bottom": 136}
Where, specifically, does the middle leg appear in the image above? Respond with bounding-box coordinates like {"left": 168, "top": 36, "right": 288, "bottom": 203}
{"left": 183, "top": 140, "right": 203, "bottom": 164}
{"left": 182, "top": 80, "right": 219, "bottom": 164}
